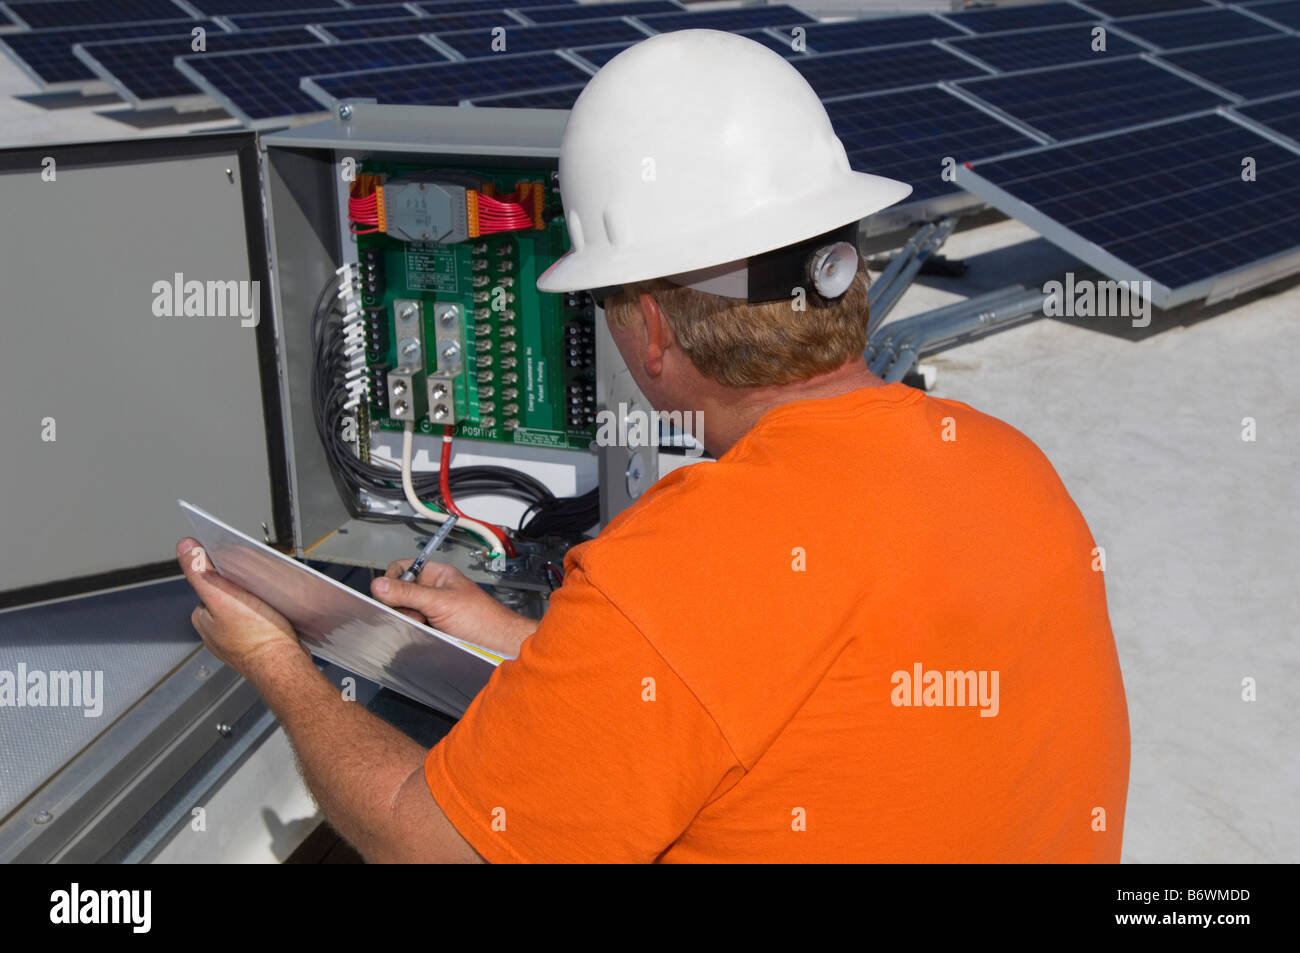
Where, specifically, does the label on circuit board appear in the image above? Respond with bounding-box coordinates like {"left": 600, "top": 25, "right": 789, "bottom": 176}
{"left": 404, "top": 244, "right": 458, "bottom": 293}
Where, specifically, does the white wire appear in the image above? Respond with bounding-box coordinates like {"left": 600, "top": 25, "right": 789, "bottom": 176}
{"left": 400, "top": 422, "right": 505, "bottom": 567}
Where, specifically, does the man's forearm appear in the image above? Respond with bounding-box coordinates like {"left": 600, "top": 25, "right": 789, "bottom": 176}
{"left": 240, "top": 643, "right": 428, "bottom": 859}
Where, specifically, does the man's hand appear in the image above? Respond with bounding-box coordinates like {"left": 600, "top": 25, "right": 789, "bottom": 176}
{"left": 177, "top": 538, "right": 305, "bottom": 675}
{"left": 371, "top": 560, "right": 538, "bottom": 658}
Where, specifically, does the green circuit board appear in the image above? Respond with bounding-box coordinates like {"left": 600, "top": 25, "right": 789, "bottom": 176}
{"left": 356, "top": 161, "right": 596, "bottom": 450}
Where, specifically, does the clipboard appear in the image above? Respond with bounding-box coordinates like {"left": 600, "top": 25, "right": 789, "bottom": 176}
{"left": 179, "top": 500, "right": 504, "bottom": 718}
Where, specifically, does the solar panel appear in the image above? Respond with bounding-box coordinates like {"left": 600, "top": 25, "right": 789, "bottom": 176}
{"left": 321, "top": 14, "right": 506, "bottom": 42}
{"left": 302, "top": 49, "right": 593, "bottom": 107}
{"left": 517, "top": 2, "right": 682, "bottom": 24}
{"left": 946, "top": 21, "right": 1144, "bottom": 72}
{"left": 466, "top": 83, "right": 585, "bottom": 107}
{"left": 414, "top": 0, "right": 583, "bottom": 11}
{"left": 1110, "top": 8, "right": 1284, "bottom": 48}
{"left": 3, "top": 0, "right": 193, "bottom": 30}
{"left": 955, "top": 56, "right": 1230, "bottom": 140}
{"left": 75, "top": 27, "right": 319, "bottom": 106}
{"left": 0, "top": 19, "right": 222, "bottom": 87}
{"left": 792, "top": 42, "right": 990, "bottom": 101}
{"left": 431, "top": 19, "right": 648, "bottom": 59}
{"left": 1235, "top": 91, "right": 1300, "bottom": 144}
{"left": 188, "top": 0, "right": 345, "bottom": 14}
{"left": 940, "top": 1, "right": 1097, "bottom": 33}
{"left": 739, "top": 28, "right": 807, "bottom": 56}
{"left": 824, "top": 85, "right": 1038, "bottom": 205}
{"left": 175, "top": 36, "right": 450, "bottom": 125}
{"left": 1077, "top": 0, "right": 1213, "bottom": 15}
{"left": 222, "top": 4, "right": 416, "bottom": 30}
{"left": 1162, "top": 36, "right": 1300, "bottom": 100}
{"left": 633, "top": 5, "right": 816, "bottom": 34}
{"left": 959, "top": 112, "right": 1300, "bottom": 304}
{"left": 795, "top": 15, "right": 966, "bottom": 53}
{"left": 1245, "top": 0, "right": 1300, "bottom": 30}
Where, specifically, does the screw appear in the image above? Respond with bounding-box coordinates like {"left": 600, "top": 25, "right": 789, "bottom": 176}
{"left": 34, "top": 811, "right": 52, "bottom": 825}
{"left": 399, "top": 305, "right": 416, "bottom": 321}
{"left": 393, "top": 400, "right": 409, "bottom": 416}
{"left": 338, "top": 104, "right": 353, "bottom": 120}
{"left": 433, "top": 404, "right": 450, "bottom": 420}
{"left": 441, "top": 343, "right": 460, "bottom": 362}
{"left": 196, "top": 665, "right": 211, "bottom": 680}
{"left": 400, "top": 339, "right": 420, "bottom": 358}
{"left": 391, "top": 378, "right": 408, "bottom": 395}
{"left": 225, "top": 168, "right": 234, "bottom": 182}
{"left": 216, "top": 723, "right": 233, "bottom": 737}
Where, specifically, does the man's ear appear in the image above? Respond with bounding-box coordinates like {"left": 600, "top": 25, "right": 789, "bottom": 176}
{"left": 638, "top": 291, "right": 673, "bottom": 376}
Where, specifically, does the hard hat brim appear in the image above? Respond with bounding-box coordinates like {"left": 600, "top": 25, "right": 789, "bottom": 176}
{"left": 536, "top": 172, "right": 913, "bottom": 294}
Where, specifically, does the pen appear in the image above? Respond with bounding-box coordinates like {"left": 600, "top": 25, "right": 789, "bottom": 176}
{"left": 399, "top": 515, "right": 459, "bottom": 582}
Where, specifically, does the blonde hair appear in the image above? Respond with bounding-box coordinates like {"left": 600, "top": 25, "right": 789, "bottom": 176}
{"left": 604, "top": 261, "right": 872, "bottom": 388}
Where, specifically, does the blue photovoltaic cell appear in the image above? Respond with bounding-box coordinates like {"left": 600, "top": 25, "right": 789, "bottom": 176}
{"left": 322, "top": 14, "right": 506, "bottom": 41}
{"left": 432, "top": 19, "right": 647, "bottom": 58}
{"left": 948, "top": 22, "right": 1144, "bottom": 72}
{"left": 956, "top": 57, "right": 1229, "bottom": 140}
{"left": 634, "top": 5, "right": 815, "bottom": 33}
{"left": 76, "top": 27, "right": 319, "bottom": 104}
{"left": 792, "top": 42, "right": 987, "bottom": 100}
{"left": 796, "top": 15, "right": 965, "bottom": 53}
{"left": 222, "top": 5, "right": 415, "bottom": 29}
{"left": 824, "top": 85, "right": 1037, "bottom": 204}
{"left": 965, "top": 113, "right": 1300, "bottom": 291}
{"left": 303, "top": 49, "right": 593, "bottom": 107}
{"left": 942, "top": 1, "right": 1097, "bottom": 33}
{"left": 1246, "top": 0, "right": 1300, "bottom": 30}
{"left": 467, "top": 83, "right": 585, "bottom": 107}
{"left": 3, "top": 0, "right": 192, "bottom": 30}
{"left": 188, "top": 0, "right": 344, "bottom": 14}
{"left": 0, "top": 19, "right": 222, "bottom": 86}
{"left": 415, "top": 0, "right": 580, "bottom": 11}
{"left": 566, "top": 41, "right": 632, "bottom": 68}
{"left": 1235, "top": 91, "right": 1300, "bottom": 143}
{"left": 1111, "top": 8, "right": 1284, "bottom": 48}
{"left": 1078, "top": 0, "right": 1213, "bottom": 15}
{"left": 1162, "top": 36, "right": 1300, "bottom": 100}
{"left": 176, "top": 37, "right": 450, "bottom": 122}
{"left": 518, "top": 2, "right": 681, "bottom": 24}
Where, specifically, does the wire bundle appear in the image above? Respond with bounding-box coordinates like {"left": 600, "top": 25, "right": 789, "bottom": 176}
{"left": 347, "top": 174, "right": 384, "bottom": 234}
{"left": 310, "top": 270, "right": 598, "bottom": 558}
{"left": 475, "top": 192, "right": 534, "bottom": 234}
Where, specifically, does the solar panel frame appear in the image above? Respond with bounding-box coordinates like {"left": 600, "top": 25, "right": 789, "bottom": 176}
{"left": 174, "top": 35, "right": 452, "bottom": 127}
{"left": 513, "top": 1, "right": 684, "bottom": 25}
{"left": 464, "top": 81, "right": 585, "bottom": 107}
{"left": 0, "top": 17, "right": 224, "bottom": 89}
{"left": 563, "top": 40, "right": 631, "bottom": 70}
{"left": 426, "top": 17, "right": 651, "bottom": 60}
{"left": 301, "top": 48, "right": 595, "bottom": 110}
{"left": 1108, "top": 7, "right": 1287, "bottom": 49}
{"left": 413, "top": 0, "right": 584, "bottom": 12}
{"left": 73, "top": 26, "right": 321, "bottom": 107}
{"left": 1160, "top": 34, "right": 1300, "bottom": 100}
{"left": 631, "top": 4, "right": 816, "bottom": 34}
{"left": 1, "top": 0, "right": 194, "bottom": 31}
{"left": 952, "top": 54, "right": 1233, "bottom": 141}
{"left": 943, "top": 20, "right": 1146, "bottom": 72}
{"left": 956, "top": 110, "right": 1300, "bottom": 307}
{"left": 937, "top": 1, "right": 1100, "bottom": 34}
{"left": 792, "top": 40, "right": 993, "bottom": 102}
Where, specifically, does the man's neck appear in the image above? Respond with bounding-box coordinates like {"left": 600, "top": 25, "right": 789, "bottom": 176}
{"left": 697, "top": 358, "right": 888, "bottom": 458}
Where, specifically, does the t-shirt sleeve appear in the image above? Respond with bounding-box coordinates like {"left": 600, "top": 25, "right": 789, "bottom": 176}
{"left": 423, "top": 563, "right": 744, "bottom": 863}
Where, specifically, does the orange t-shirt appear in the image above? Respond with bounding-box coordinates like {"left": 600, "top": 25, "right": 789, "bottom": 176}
{"left": 425, "top": 382, "right": 1130, "bottom": 862}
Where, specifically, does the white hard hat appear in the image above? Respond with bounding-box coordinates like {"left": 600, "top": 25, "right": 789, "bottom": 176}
{"left": 535, "top": 29, "right": 913, "bottom": 299}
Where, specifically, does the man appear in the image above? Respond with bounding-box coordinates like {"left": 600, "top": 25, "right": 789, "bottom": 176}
{"left": 179, "top": 31, "right": 1129, "bottom": 862}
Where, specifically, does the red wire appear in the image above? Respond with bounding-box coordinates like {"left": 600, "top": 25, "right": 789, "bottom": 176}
{"left": 439, "top": 426, "right": 516, "bottom": 558}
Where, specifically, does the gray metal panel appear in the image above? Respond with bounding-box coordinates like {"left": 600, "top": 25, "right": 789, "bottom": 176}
{"left": 0, "top": 578, "right": 200, "bottom": 824}
{"left": 0, "top": 145, "right": 277, "bottom": 595}
{"left": 262, "top": 100, "right": 567, "bottom": 157}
